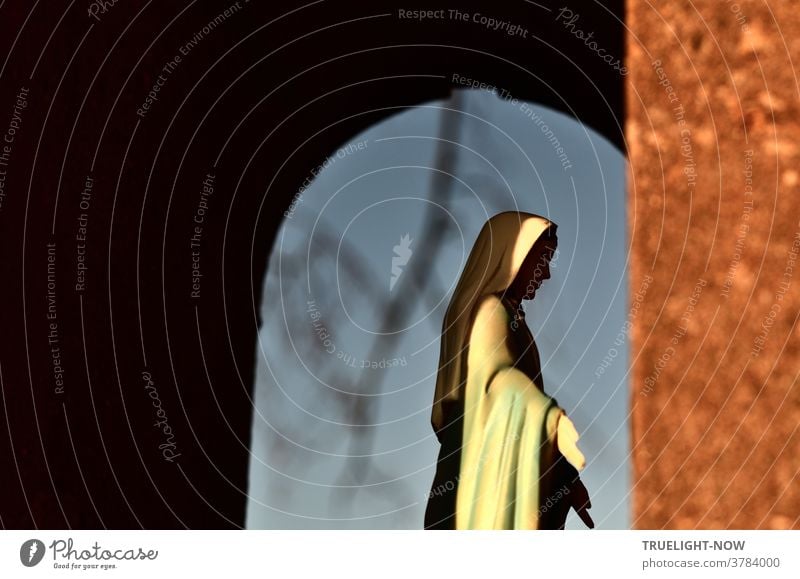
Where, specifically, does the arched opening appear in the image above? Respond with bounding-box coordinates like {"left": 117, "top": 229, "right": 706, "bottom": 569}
{"left": 247, "top": 88, "right": 628, "bottom": 528}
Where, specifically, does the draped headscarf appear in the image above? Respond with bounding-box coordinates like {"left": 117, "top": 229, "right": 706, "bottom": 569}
{"left": 431, "top": 211, "right": 557, "bottom": 434}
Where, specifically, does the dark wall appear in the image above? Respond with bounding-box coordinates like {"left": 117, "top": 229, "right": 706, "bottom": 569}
{"left": 0, "top": 0, "right": 623, "bottom": 528}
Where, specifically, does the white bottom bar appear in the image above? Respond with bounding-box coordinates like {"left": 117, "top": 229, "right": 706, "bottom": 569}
{"left": 3, "top": 530, "right": 798, "bottom": 578}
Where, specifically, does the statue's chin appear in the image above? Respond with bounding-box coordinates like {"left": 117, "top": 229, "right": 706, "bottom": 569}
{"left": 523, "top": 287, "right": 540, "bottom": 301}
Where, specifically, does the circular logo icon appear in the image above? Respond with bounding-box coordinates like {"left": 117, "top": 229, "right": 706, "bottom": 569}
{"left": 20, "top": 539, "right": 45, "bottom": 567}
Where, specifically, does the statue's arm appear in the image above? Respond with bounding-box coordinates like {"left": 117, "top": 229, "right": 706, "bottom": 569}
{"left": 556, "top": 413, "right": 586, "bottom": 471}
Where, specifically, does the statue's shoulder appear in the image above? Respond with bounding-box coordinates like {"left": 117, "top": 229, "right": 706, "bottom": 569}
{"left": 474, "top": 293, "right": 508, "bottom": 317}
{"left": 472, "top": 294, "right": 513, "bottom": 337}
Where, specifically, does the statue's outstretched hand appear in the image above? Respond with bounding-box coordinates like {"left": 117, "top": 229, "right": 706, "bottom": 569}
{"left": 556, "top": 413, "right": 586, "bottom": 471}
{"left": 556, "top": 413, "right": 594, "bottom": 529}
{"left": 567, "top": 477, "right": 594, "bottom": 529}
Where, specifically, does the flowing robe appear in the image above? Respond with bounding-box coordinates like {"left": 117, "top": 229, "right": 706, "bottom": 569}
{"left": 426, "top": 294, "right": 576, "bottom": 529}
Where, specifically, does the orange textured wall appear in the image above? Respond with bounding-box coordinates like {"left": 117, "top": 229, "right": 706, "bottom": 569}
{"left": 627, "top": 0, "right": 800, "bottom": 529}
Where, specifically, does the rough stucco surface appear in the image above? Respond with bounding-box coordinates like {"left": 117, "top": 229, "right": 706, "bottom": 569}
{"left": 627, "top": 1, "right": 800, "bottom": 528}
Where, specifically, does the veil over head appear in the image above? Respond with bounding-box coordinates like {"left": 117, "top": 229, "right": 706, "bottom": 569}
{"left": 431, "top": 211, "right": 557, "bottom": 434}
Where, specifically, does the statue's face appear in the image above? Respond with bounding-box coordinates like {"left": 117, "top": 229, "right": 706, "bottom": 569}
{"left": 516, "top": 239, "right": 557, "bottom": 300}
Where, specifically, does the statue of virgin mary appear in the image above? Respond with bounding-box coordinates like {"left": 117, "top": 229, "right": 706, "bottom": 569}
{"left": 425, "top": 211, "right": 593, "bottom": 530}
